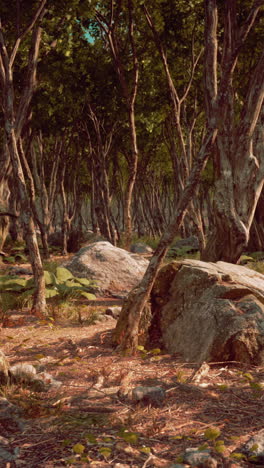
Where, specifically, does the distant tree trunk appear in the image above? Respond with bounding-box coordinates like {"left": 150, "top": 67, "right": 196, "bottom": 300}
{"left": 143, "top": 4, "right": 205, "bottom": 248}
{"left": 96, "top": 0, "right": 139, "bottom": 249}
{"left": 30, "top": 133, "right": 61, "bottom": 258}
{"left": 86, "top": 105, "right": 116, "bottom": 245}
{"left": 60, "top": 162, "right": 77, "bottom": 256}
{"left": 201, "top": 0, "right": 264, "bottom": 263}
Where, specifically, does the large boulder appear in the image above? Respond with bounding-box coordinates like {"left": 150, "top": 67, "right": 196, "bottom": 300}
{"left": 148, "top": 260, "right": 264, "bottom": 364}
{"left": 64, "top": 241, "right": 149, "bottom": 295}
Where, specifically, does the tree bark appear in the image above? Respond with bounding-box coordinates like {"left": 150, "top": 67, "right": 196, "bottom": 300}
{"left": 96, "top": 0, "right": 139, "bottom": 249}
{"left": 201, "top": 0, "right": 264, "bottom": 263}
{"left": 114, "top": 128, "right": 217, "bottom": 351}
{"left": 0, "top": 2, "right": 47, "bottom": 314}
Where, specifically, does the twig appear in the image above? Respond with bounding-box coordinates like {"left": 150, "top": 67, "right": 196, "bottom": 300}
{"left": 142, "top": 454, "right": 154, "bottom": 468}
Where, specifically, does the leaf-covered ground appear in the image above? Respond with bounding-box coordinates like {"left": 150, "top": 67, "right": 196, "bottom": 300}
{"left": 1, "top": 306, "right": 264, "bottom": 468}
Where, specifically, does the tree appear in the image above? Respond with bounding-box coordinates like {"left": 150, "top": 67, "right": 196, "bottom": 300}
{"left": 201, "top": 0, "right": 264, "bottom": 263}
{"left": 0, "top": 0, "right": 47, "bottom": 314}
{"left": 96, "top": 0, "right": 139, "bottom": 247}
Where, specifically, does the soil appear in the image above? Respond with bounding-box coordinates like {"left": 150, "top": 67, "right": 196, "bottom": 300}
{"left": 1, "top": 260, "right": 264, "bottom": 467}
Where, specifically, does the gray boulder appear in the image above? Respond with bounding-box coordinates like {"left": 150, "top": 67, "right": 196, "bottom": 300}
{"left": 130, "top": 243, "right": 153, "bottom": 254}
{"left": 64, "top": 241, "right": 149, "bottom": 295}
{"left": 241, "top": 429, "right": 264, "bottom": 463}
{"left": 148, "top": 260, "right": 264, "bottom": 364}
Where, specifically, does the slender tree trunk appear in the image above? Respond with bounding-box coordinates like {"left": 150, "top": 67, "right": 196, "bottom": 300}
{"left": 0, "top": 3, "right": 47, "bottom": 314}
{"left": 7, "top": 132, "right": 46, "bottom": 313}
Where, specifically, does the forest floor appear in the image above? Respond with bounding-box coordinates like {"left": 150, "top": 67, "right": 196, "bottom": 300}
{"left": 1, "top": 304, "right": 264, "bottom": 468}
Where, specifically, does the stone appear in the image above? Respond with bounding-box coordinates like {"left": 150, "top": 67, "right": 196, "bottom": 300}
{"left": 0, "top": 436, "right": 20, "bottom": 462}
{"left": 145, "top": 259, "right": 264, "bottom": 364}
{"left": 105, "top": 306, "right": 122, "bottom": 319}
{"left": 183, "top": 448, "right": 217, "bottom": 467}
{"left": 0, "top": 350, "right": 10, "bottom": 385}
{"left": 131, "top": 385, "right": 165, "bottom": 406}
{"left": 168, "top": 236, "right": 199, "bottom": 257}
{"left": 10, "top": 363, "right": 37, "bottom": 383}
{"left": 9, "top": 266, "right": 33, "bottom": 275}
{"left": 64, "top": 241, "right": 149, "bottom": 295}
{"left": 38, "top": 372, "right": 62, "bottom": 389}
{"left": 130, "top": 243, "right": 153, "bottom": 254}
{"left": 241, "top": 429, "right": 264, "bottom": 463}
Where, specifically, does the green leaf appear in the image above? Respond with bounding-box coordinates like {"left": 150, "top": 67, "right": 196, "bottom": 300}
{"left": 45, "top": 288, "right": 59, "bottom": 298}
{"left": 243, "top": 372, "right": 254, "bottom": 381}
{"left": 56, "top": 267, "right": 74, "bottom": 282}
{"left": 85, "top": 433, "right": 97, "bottom": 444}
{"left": 204, "top": 427, "right": 221, "bottom": 440}
{"left": 120, "top": 431, "right": 139, "bottom": 444}
{"left": 137, "top": 345, "right": 145, "bottom": 351}
{"left": 44, "top": 270, "right": 56, "bottom": 286}
{"left": 140, "top": 446, "right": 151, "bottom": 454}
{"left": 72, "top": 443, "right": 85, "bottom": 454}
{"left": 99, "top": 447, "right": 112, "bottom": 458}
{"left": 3, "top": 278, "right": 27, "bottom": 291}
{"left": 249, "top": 443, "right": 259, "bottom": 452}
{"left": 80, "top": 291, "right": 96, "bottom": 300}
{"left": 75, "top": 277, "right": 93, "bottom": 287}
{"left": 215, "top": 440, "right": 225, "bottom": 454}
{"left": 230, "top": 452, "right": 245, "bottom": 460}
{"left": 150, "top": 348, "right": 161, "bottom": 355}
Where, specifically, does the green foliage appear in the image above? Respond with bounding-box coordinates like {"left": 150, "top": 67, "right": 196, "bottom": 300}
{"left": 204, "top": 427, "right": 221, "bottom": 441}
{"left": 0, "top": 267, "right": 97, "bottom": 321}
{"left": 136, "top": 345, "right": 161, "bottom": 361}
{"left": 247, "top": 261, "right": 264, "bottom": 275}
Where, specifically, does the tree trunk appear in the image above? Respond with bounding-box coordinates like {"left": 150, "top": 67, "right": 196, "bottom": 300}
{"left": 7, "top": 132, "right": 46, "bottom": 314}
{"left": 0, "top": 3, "right": 47, "bottom": 314}
{"left": 113, "top": 128, "right": 217, "bottom": 351}
{"left": 201, "top": 1, "right": 264, "bottom": 263}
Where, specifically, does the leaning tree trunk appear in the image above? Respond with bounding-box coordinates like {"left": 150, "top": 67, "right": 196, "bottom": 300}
{"left": 113, "top": 128, "right": 217, "bottom": 351}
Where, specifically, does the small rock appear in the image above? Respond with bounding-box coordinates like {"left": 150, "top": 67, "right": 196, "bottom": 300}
{"left": 105, "top": 306, "right": 122, "bottom": 319}
{"left": 183, "top": 448, "right": 217, "bottom": 467}
{"left": 0, "top": 436, "right": 20, "bottom": 462}
{"left": 131, "top": 386, "right": 165, "bottom": 406}
{"left": 130, "top": 243, "right": 153, "bottom": 254}
{"left": 38, "top": 372, "right": 62, "bottom": 389}
{"left": 241, "top": 429, "right": 264, "bottom": 463}
{"left": 9, "top": 267, "right": 32, "bottom": 275}
{"left": 10, "top": 363, "right": 37, "bottom": 384}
